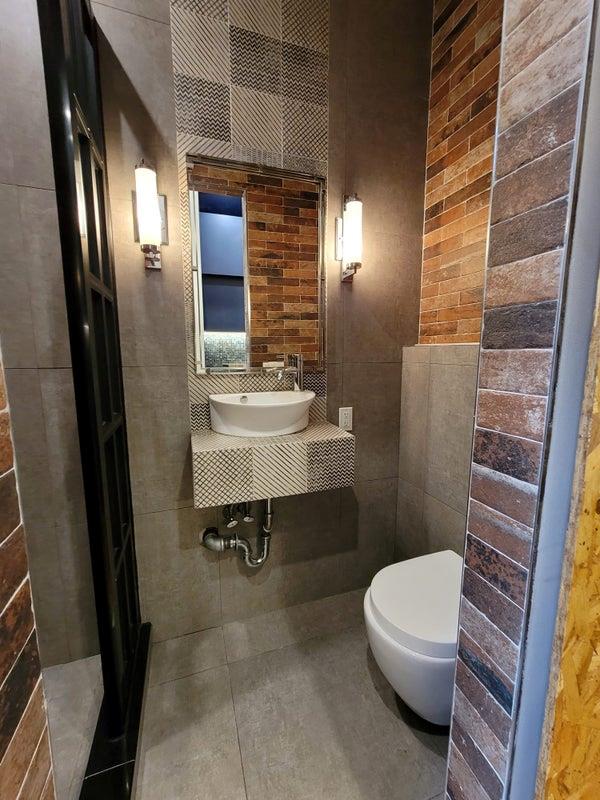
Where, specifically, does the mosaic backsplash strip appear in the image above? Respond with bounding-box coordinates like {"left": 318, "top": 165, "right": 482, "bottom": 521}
{"left": 204, "top": 331, "right": 247, "bottom": 367}
{"left": 170, "top": 0, "right": 328, "bottom": 176}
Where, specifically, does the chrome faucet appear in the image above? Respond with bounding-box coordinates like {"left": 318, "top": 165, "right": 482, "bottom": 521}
{"left": 266, "top": 354, "right": 304, "bottom": 389}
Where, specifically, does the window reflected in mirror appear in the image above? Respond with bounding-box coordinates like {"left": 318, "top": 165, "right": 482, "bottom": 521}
{"left": 189, "top": 161, "right": 324, "bottom": 373}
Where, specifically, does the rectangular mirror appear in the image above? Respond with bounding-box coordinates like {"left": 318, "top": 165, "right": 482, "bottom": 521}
{"left": 188, "top": 161, "right": 324, "bottom": 373}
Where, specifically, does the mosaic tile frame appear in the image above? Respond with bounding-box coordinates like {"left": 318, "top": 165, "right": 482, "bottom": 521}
{"left": 169, "top": 0, "right": 330, "bottom": 439}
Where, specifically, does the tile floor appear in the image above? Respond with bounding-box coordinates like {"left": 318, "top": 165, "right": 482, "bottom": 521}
{"left": 44, "top": 654, "right": 103, "bottom": 800}
{"left": 135, "top": 589, "right": 448, "bottom": 800}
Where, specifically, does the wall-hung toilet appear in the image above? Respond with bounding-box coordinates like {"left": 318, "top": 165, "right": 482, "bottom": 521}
{"left": 364, "top": 550, "right": 463, "bottom": 726}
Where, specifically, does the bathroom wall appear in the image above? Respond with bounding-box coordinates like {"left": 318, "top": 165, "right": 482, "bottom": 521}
{"left": 396, "top": 343, "right": 477, "bottom": 560}
{"left": 420, "top": 0, "right": 503, "bottom": 344}
{"left": 95, "top": 0, "right": 432, "bottom": 642}
{"left": 446, "top": 1, "right": 596, "bottom": 798}
{"left": 0, "top": 343, "right": 56, "bottom": 799}
{"left": 0, "top": 0, "right": 97, "bottom": 666}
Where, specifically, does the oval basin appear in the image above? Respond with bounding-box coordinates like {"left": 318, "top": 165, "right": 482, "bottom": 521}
{"left": 209, "top": 390, "right": 315, "bottom": 437}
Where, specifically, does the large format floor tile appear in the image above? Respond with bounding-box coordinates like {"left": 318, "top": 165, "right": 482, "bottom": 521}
{"left": 136, "top": 666, "right": 246, "bottom": 800}
{"left": 229, "top": 625, "right": 448, "bottom": 800}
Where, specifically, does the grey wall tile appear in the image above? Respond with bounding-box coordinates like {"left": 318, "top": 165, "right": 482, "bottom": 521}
{"left": 429, "top": 344, "right": 480, "bottom": 365}
{"left": 423, "top": 494, "right": 467, "bottom": 556}
{"left": 92, "top": 0, "right": 171, "bottom": 23}
{"left": 342, "top": 363, "right": 401, "bottom": 481}
{"left": 135, "top": 505, "right": 222, "bottom": 640}
{"left": 395, "top": 478, "right": 424, "bottom": 561}
{"left": 123, "top": 366, "right": 193, "bottom": 514}
{"left": 148, "top": 627, "right": 226, "bottom": 685}
{"left": 0, "top": 0, "right": 54, "bottom": 190}
{"left": 402, "top": 345, "right": 431, "bottom": 364}
{"left": 95, "top": 3, "right": 187, "bottom": 369}
{"left": 398, "top": 361, "right": 430, "bottom": 488}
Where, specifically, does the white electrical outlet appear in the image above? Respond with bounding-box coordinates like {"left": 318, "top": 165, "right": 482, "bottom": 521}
{"left": 339, "top": 406, "right": 353, "bottom": 431}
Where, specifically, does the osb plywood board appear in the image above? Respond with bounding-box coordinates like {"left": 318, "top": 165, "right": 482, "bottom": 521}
{"left": 543, "top": 305, "right": 600, "bottom": 798}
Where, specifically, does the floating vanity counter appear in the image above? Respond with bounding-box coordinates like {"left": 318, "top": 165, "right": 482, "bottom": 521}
{"left": 191, "top": 421, "right": 355, "bottom": 508}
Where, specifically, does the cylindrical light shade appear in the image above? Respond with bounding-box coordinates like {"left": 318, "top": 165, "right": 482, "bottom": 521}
{"left": 343, "top": 195, "right": 362, "bottom": 268}
{"left": 135, "top": 163, "right": 162, "bottom": 246}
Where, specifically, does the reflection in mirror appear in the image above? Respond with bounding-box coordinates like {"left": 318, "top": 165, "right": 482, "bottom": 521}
{"left": 188, "top": 161, "right": 324, "bottom": 373}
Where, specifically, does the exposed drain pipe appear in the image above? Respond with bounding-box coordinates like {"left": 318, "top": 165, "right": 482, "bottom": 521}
{"left": 202, "top": 499, "right": 273, "bottom": 568}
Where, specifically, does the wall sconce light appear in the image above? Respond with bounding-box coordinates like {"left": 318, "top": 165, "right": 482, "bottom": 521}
{"left": 336, "top": 194, "right": 363, "bottom": 282}
{"left": 133, "top": 160, "right": 168, "bottom": 269}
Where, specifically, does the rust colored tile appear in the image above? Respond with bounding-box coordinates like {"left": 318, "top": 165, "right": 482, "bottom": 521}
{"left": 463, "top": 564, "right": 525, "bottom": 646}
{"left": 18, "top": 727, "right": 52, "bottom": 800}
{"left": 491, "top": 143, "right": 573, "bottom": 225}
{"left": 458, "top": 628, "right": 515, "bottom": 714}
{"left": 0, "top": 371, "right": 5, "bottom": 411}
{"left": 495, "top": 84, "right": 579, "bottom": 179}
{"left": 498, "top": 22, "right": 589, "bottom": 133}
{"left": 0, "top": 632, "right": 41, "bottom": 761}
{"left": 0, "top": 680, "right": 46, "bottom": 799}
{"left": 473, "top": 428, "right": 541, "bottom": 485}
{"left": 448, "top": 64, "right": 499, "bottom": 121}
{"left": 0, "top": 470, "right": 20, "bottom": 546}
{"left": 488, "top": 198, "right": 567, "bottom": 268}
{"left": 40, "top": 773, "right": 55, "bottom": 800}
{"left": 451, "top": 716, "right": 504, "bottom": 800}
{"left": 0, "top": 580, "right": 35, "bottom": 685}
{"left": 460, "top": 597, "right": 518, "bottom": 682}
{"left": 438, "top": 302, "right": 481, "bottom": 322}
{"left": 447, "top": 99, "right": 497, "bottom": 151}
{"left": 486, "top": 250, "right": 562, "bottom": 309}
{"left": 456, "top": 657, "right": 512, "bottom": 749}
{"left": 447, "top": 743, "right": 494, "bottom": 800}
{"left": 470, "top": 463, "right": 538, "bottom": 528}
{"left": 479, "top": 349, "right": 553, "bottom": 395}
{"left": 465, "top": 533, "right": 528, "bottom": 607}
{"left": 468, "top": 499, "right": 533, "bottom": 568}
{"left": 482, "top": 301, "right": 558, "bottom": 350}
{"left": 427, "top": 139, "right": 470, "bottom": 180}
{"left": 477, "top": 389, "right": 547, "bottom": 442}
{"left": 0, "top": 411, "right": 12, "bottom": 476}
{"left": 503, "top": 0, "right": 589, "bottom": 84}
{"left": 505, "top": 0, "right": 544, "bottom": 34}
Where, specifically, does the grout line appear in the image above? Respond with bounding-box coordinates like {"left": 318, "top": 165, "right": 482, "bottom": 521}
{"left": 226, "top": 664, "right": 250, "bottom": 800}
{"left": 92, "top": 0, "right": 169, "bottom": 26}
{"left": 463, "top": 563, "right": 525, "bottom": 615}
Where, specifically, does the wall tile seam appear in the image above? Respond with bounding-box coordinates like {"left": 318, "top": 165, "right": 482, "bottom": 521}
{"left": 484, "top": 249, "right": 564, "bottom": 277}
{"left": 492, "top": 140, "right": 575, "bottom": 188}
{"left": 504, "top": 0, "right": 545, "bottom": 37}
{"left": 429, "top": 58, "right": 501, "bottom": 118}
{"left": 474, "top": 422, "right": 547, "bottom": 449}
{"left": 19, "top": 723, "right": 49, "bottom": 793}
{"left": 454, "top": 675, "right": 512, "bottom": 761}
{"left": 455, "top": 650, "right": 514, "bottom": 730}
{"left": 0, "top": 674, "right": 44, "bottom": 769}
{"left": 461, "top": 557, "right": 528, "bottom": 618}
{"left": 477, "top": 386, "right": 548, "bottom": 401}
{"left": 95, "top": 0, "right": 170, "bottom": 27}
{"left": 448, "top": 739, "right": 498, "bottom": 800}
{"left": 426, "top": 188, "right": 492, "bottom": 224}
{"left": 488, "top": 194, "right": 569, "bottom": 234}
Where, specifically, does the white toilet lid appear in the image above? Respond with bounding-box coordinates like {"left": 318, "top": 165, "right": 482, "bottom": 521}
{"left": 370, "top": 550, "right": 463, "bottom": 658}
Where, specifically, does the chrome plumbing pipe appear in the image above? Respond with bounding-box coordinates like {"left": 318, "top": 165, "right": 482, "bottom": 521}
{"left": 202, "top": 499, "right": 273, "bottom": 568}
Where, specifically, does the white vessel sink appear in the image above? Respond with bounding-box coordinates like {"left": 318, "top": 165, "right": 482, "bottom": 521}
{"left": 209, "top": 390, "right": 315, "bottom": 437}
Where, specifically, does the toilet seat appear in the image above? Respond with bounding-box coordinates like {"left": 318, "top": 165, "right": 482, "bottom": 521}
{"left": 369, "top": 550, "right": 462, "bottom": 659}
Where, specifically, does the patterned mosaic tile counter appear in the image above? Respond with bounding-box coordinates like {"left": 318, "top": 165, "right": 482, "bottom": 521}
{"left": 192, "top": 421, "right": 354, "bottom": 507}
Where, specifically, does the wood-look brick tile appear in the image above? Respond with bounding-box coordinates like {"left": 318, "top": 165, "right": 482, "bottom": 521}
{"left": 495, "top": 84, "right": 579, "bottom": 179}
{"left": 473, "top": 428, "right": 541, "bottom": 485}
{"left": 482, "top": 301, "right": 558, "bottom": 350}
{"left": 498, "top": 21, "right": 589, "bottom": 133}
{"left": 456, "top": 657, "right": 511, "bottom": 747}
{"left": 486, "top": 250, "right": 562, "bottom": 310}
{"left": 503, "top": 0, "right": 589, "bottom": 84}
{"left": 0, "top": 580, "right": 34, "bottom": 686}
{"left": 0, "top": 632, "right": 41, "bottom": 762}
{"left": 468, "top": 499, "right": 533, "bottom": 568}
{"left": 0, "top": 370, "right": 5, "bottom": 411}
{"left": 478, "top": 349, "right": 553, "bottom": 395}
{"left": 0, "top": 470, "right": 19, "bottom": 546}
{"left": 471, "top": 464, "right": 537, "bottom": 528}
{"left": 460, "top": 597, "right": 519, "bottom": 681}
{"left": 17, "top": 727, "right": 52, "bottom": 800}
{"left": 465, "top": 533, "right": 528, "bottom": 607}
{"left": 488, "top": 199, "right": 567, "bottom": 268}
{"left": 459, "top": 628, "right": 515, "bottom": 715}
{"left": 452, "top": 716, "right": 504, "bottom": 800}
{"left": 491, "top": 144, "right": 573, "bottom": 225}
{"left": 0, "top": 526, "right": 28, "bottom": 613}
{"left": 0, "top": 680, "right": 45, "bottom": 799}
{"left": 477, "top": 389, "right": 547, "bottom": 442}
{"left": 505, "top": 0, "right": 545, "bottom": 35}
{"left": 454, "top": 683, "right": 508, "bottom": 780}
{"left": 0, "top": 411, "right": 12, "bottom": 476}
{"left": 448, "top": 743, "right": 495, "bottom": 800}
{"left": 462, "top": 564, "right": 524, "bottom": 645}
